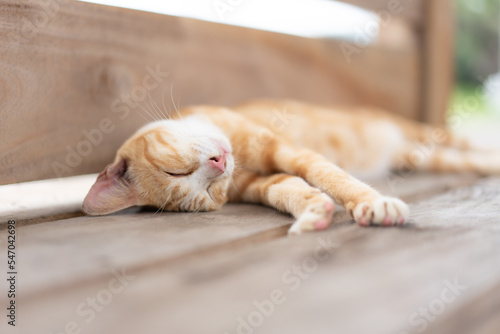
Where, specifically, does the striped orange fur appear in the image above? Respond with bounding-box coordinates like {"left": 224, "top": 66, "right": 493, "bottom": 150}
{"left": 83, "top": 99, "right": 496, "bottom": 235}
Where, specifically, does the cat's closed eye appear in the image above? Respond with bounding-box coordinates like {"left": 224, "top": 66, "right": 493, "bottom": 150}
{"left": 163, "top": 170, "right": 193, "bottom": 177}
{"left": 83, "top": 115, "right": 235, "bottom": 215}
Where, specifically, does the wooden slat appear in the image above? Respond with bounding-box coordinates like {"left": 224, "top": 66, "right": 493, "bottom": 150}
{"left": 371, "top": 172, "right": 479, "bottom": 203}
{"left": 6, "top": 204, "right": 292, "bottom": 297}
{"left": 9, "top": 177, "right": 500, "bottom": 334}
{"left": 0, "top": 173, "right": 478, "bottom": 298}
{"left": 0, "top": 174, "right": 96, "bottom": 223}
{"left": 343, "top": 0, "right": 454, "bottom": 126}
{"left": 421, "top": 0, "right": 454, "bottom": 125}
{"left": 0, "top": 0, "right": 420, "bottom": 185}
{"left": 0, "top": 171, "right": 478, "bottom": 227}
{"left": 428, "top": 279, "right": 500, "bottom": 334}
{"left": 0, "top": 173, "right": 476, "bottom": 301}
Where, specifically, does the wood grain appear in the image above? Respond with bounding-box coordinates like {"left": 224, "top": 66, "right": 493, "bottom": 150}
{"left": 428, "top": 279, "right": 500, "bottom": 334}
{"left": 0, "top": 173, "right": 96, "bottom": 223}
{"left": 0, "top": 171, "right": 478, "bottom": 227}
{"left": 421, "top": 0, "right": 454, "bottom": 126}
{"left": 7, "top": 177, "right": 500, "bottom": 334}
{"left": 0, "top": 0, "right": 420, "bottom": 185}
{"left": 6, "top": 204, "right": 293, "bottom": 297}
{"left": 0, "top": 173, "right": 477, "bottom": 298}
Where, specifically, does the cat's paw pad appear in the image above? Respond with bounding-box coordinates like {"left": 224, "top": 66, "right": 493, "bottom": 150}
{"left": 353, "top": 197, "right": 409, "bottom": 227}
{"left": 288, "top": 197, "right": 335, "bottom": 236}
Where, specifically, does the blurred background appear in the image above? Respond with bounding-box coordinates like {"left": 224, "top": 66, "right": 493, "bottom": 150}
{"left": 452, "top": 0, "right": 500, "bottom": 146}
{"left": 80, "top": 0, "right": 500, "bottom": 143}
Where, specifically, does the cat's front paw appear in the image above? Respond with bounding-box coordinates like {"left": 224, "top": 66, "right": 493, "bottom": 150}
{"left": 352, "top": 197, "right": 409, "bottom": 227}
{"left": 288, "top": 196, "right": 335, "bottom": 236}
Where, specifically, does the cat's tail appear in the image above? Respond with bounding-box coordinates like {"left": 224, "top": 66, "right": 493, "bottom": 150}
{"left": 395, "top": 143, "right": 500, "bottom": 176}
{"left": 384, "top": 111, "right": 500, "bottom": 175}
{"left": 389, "top": 116, "right": 472, "bottom": 150}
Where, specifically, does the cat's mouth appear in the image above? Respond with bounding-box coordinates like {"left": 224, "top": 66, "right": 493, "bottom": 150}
{"left": 208, "top": 172, "right": 225, "bottom": 180}
{"left": 207, "top": 163, "right": 230, "bottom": 180}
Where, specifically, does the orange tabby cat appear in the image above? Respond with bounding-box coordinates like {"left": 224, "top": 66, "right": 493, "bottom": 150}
{"left": 82, "top": 99, "right": 495, "bottom": 235}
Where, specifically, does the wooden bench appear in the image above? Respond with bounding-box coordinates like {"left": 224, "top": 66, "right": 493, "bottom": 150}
{"left": 3, "top": 1, "right": 500, "bottom": 333}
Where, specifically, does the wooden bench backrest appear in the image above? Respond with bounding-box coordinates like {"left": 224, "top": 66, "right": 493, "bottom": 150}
{"left": 0, "top": 0, "right": 453, "bottom": 185}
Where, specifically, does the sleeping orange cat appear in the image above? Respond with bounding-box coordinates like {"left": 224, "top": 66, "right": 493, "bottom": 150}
{"left": 82, "top": 99, "right": 493, "bottom": 235}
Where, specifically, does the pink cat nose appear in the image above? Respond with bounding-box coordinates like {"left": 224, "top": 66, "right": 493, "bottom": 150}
{"left": 209, "top": 153, "right": 226, "bottom": 173}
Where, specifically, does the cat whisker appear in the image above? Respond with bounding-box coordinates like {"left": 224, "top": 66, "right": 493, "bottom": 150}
{"left": 154, "top": 192, "right": 172, "bottom": 216}
{"left": 144, "top": 100, "right": 163, "bottom": 122}
{"left": 127, "top": 101, "right": 155, "bottom": 123}
{"left": 161, "top": 86, "right": 173, "bottom": 120}
{"left": 176, "top": 93, "right": 182, "bottom": 118}
{"left": 146, "top": 99, "right": 166, "bottom": 122}
{"left": 169, "top": 84, "right": 196, "bottom": 136}
{"left": 175, "top": 92, "right": 197, "bottom": 134}
{"left": 161, "top": 85, "right": 194, "bottom": 135}
{"left": 159, "top": 198, "right": 170, "bottom": 215}
{"left": 148, "top": 92, "right": 167, "bottom": 121}
{"left": 135, "top": 109, "right": 153, "bottom": 123}
{"left": 191, "top": 195, "right": 206, "bottom": 214}
{"left": 170, "top": 82, "right": 183, "bottom": 120}
{"left": 136, "top": 102, "right": 161, "bottom": 122}
{"left": 227, "top": 177, "right": 238, "bottom": 191}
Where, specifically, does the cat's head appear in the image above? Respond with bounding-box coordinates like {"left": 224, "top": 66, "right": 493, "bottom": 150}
{"left": 82, "top": 116, "right": 234, "bottom": 215}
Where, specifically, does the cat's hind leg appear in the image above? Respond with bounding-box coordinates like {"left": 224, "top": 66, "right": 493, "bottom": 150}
{"left": 395, "top": 144, "right": 500, "bottom": 175}
{"left": 229, "top": 172, "right": 335, "bottom": 235}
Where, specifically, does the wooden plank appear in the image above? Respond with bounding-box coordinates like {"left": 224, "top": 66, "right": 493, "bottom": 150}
{"left": 0, "top": 0, "right": 420, "bottom": 184}
{"left": 421, "top": 0, "right": 454, "bottom": 125}
{"left": 10, "top": 177, "right": 500, "bottom": 334}
{"left": 0, "top": 172, "right": 479, "bottom": 296}
{"left": 371, "top": 172, "right": 479, "bottom": 203}
{"left": 0, "top": 174, "right": 96, "bottom": 223}
{"left": 0, "top": 173, "right": 477, "bottom": 299}
{"left": 5, "top": 204, "right": 291, "bottom": 298}
{"left": 0, "top": 171, "right": 478, "bottom": 226}
{"left": 428, "top": 279, "right": 500, "bottom": 334}
{"left": 14, "top": 227, "right": 500, "bottom": 334}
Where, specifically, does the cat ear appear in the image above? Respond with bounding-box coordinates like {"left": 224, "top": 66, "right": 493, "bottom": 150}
{"left": 82, "top": 158, "right": 139, "bottom": 215}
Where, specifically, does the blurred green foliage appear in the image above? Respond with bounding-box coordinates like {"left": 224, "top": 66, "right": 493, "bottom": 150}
{"left": 450, "top": 84, "right": 488, "bottom": 115}
{"left": 456, "top": 0, "right": 499, "bottom": 86}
